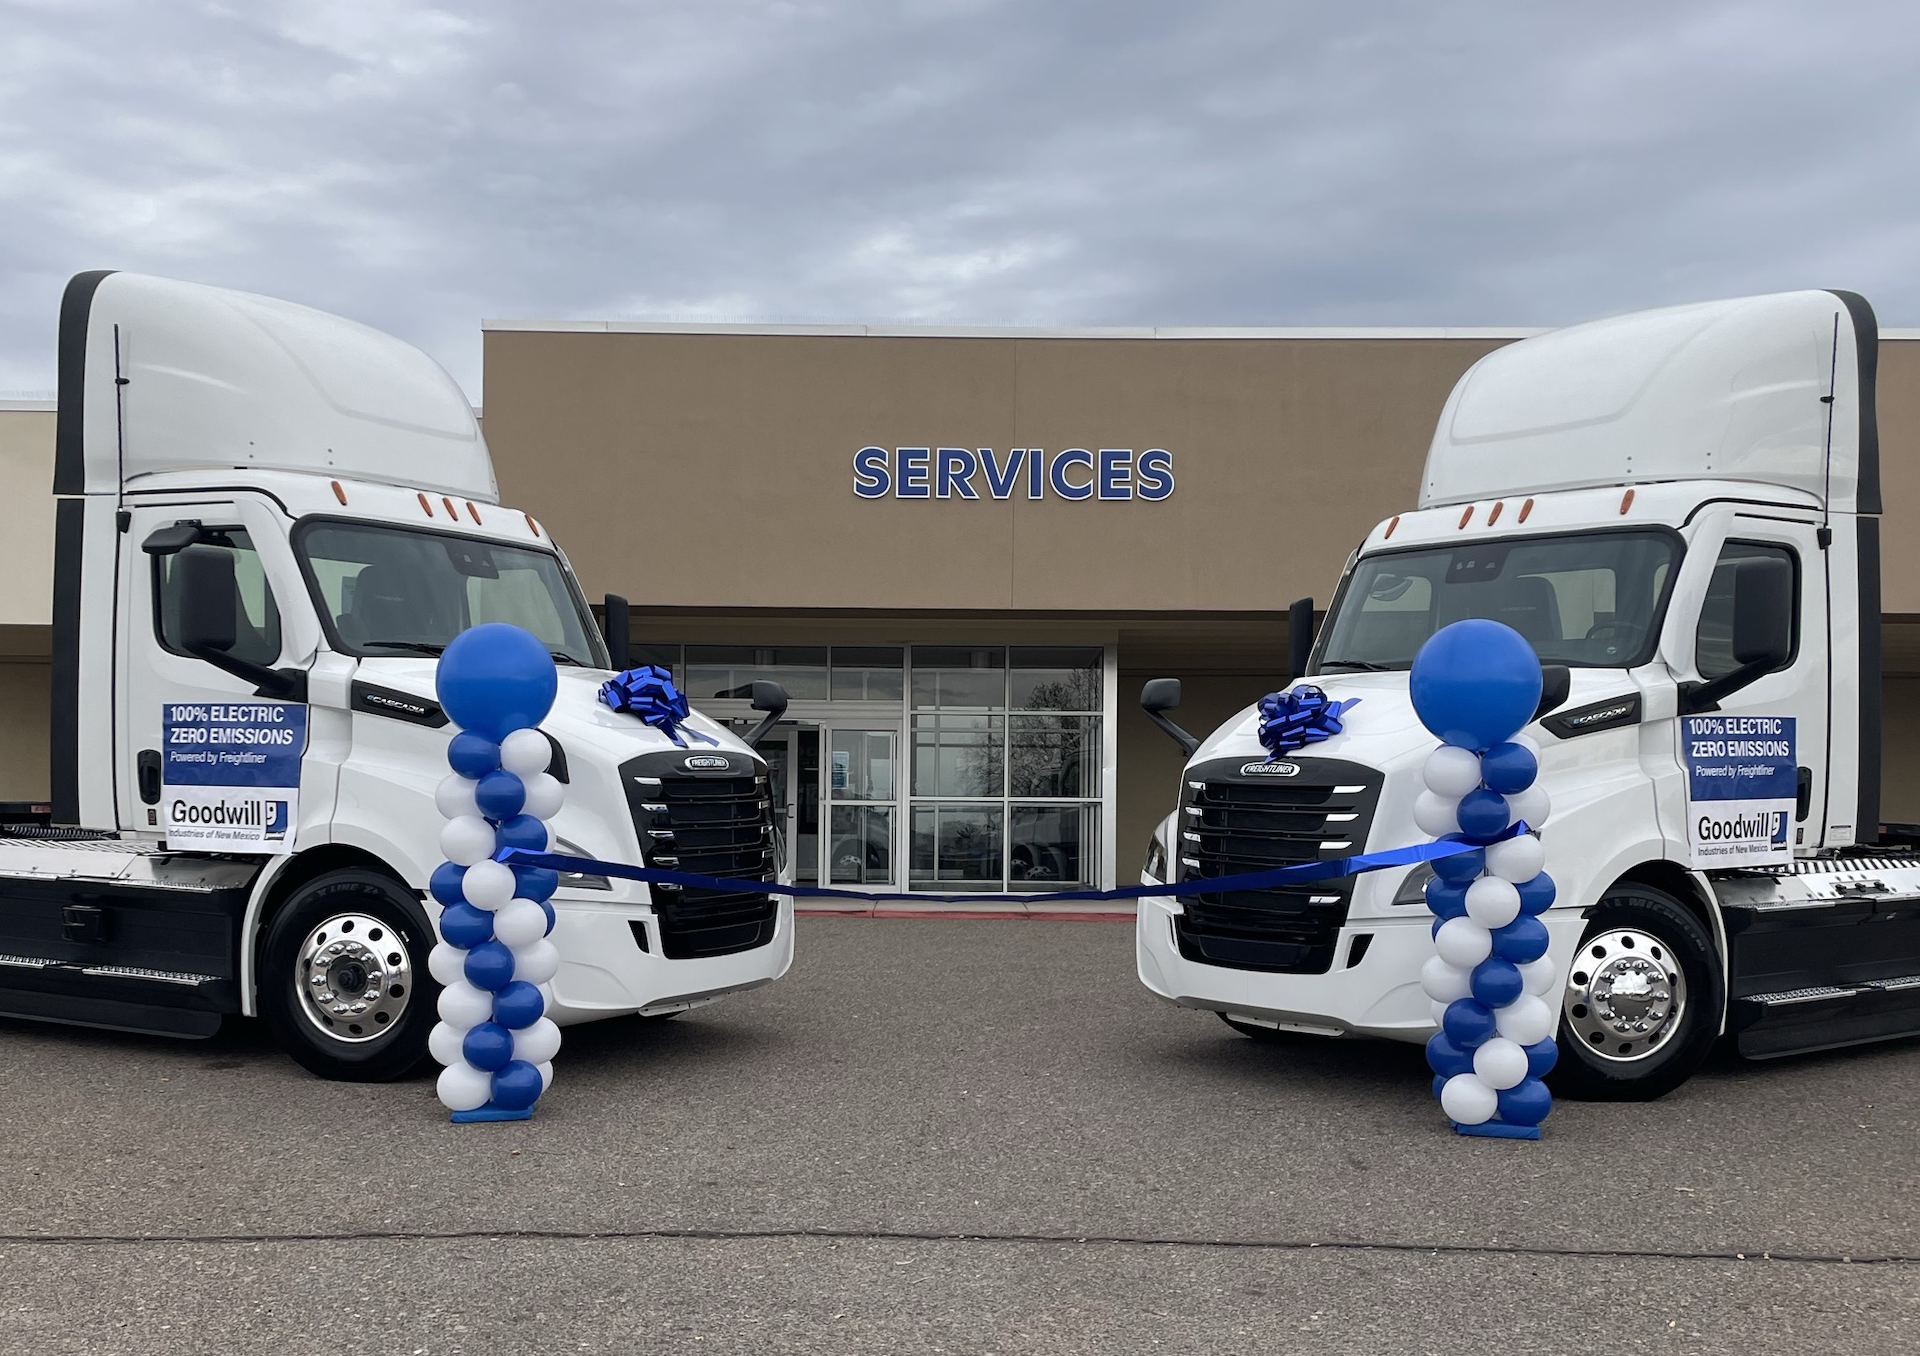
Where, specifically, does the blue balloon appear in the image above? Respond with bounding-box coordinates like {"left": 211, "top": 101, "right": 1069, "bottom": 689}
{"left": 1432, "top": 1073, "right": 1449, "bottom": 1103}
{"left": 1471, "top": 957, "right": 1525, "bottom": 1007}
{"left": 1491, "top": 914, "right": 1551, "bottom": 963}
{"left": 1409, "top": 619, "right": 1543, "bottom": 751}
{"left": 436, "top": 623, "right": 558, "bottom": 742}
{"left": 492, "top": 979, "right": 545, "bottom": 1028}
{"left": 491, "top": 1059, "right": 544, "bottom": 1110}
{"left": 1425, "top": 878, "right": 1469, "bottom": 919}
{"left": 1456, "top": 789, "right": 1512, "bottom": 841}
{"left": 1524, "top": 1038, "right": 1559, "bottom": 1079}
{"left": 1431, "top": 838, "right": 1485, "bottom": 884}
{"left": 1516, "top": 872, "right": 1557, "bottom": 915}
{"left": 448, "top": 730, "right": 501, "bottom": 779}
{"left": 475, "top": 769, "right": 526, "bottom": 821}
{"left": 464, "top": 939, "right": 517, "bottom": 992}
{"left": 539, "top": 900, "right": 556, "bottom": 935}
{"left": 495, "top": 814, "right": 549, "bottom": 853}
{"left": 513, "top": 864, "right": 560, "bottom": 903}
{"left": 1426, "top": 1031, "right": 1473, "bottom": 1077}
{"left": 429, "top": 860, "right": 469, "bottom": 906}
{"left": 462, "top": 1020, "right": 515, "bottom": 1073}
{"left": 1497, "top": 1076, "right": 1553, "bottom": 1126}
{"left": 1442, "top": 997, "right": 1498, "bottom": 1048}
{"left": 1480, "top": 741, "right": 1538, "bottom": 794}
{"left": 437, "top": 901, "right": 494, "bottom": 949}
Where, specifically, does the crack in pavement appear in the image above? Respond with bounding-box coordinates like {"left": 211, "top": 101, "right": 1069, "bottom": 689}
{"left": 0, "top": 1225, "right": 1911, "bottom": 1266}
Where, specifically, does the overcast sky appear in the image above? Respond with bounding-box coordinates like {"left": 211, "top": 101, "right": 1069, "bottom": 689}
{"left": 3, "top": 0, "right": 1917, "bottom": 396}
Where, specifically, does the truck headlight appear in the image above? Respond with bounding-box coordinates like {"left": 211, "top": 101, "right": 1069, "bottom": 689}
{"left": 553, "top": 836, "right": 611, "bottom": 890}
{"left": 1391, "top": 863, "right": 1434, "bottom": 906}
{"left": 1143, "top": 834, "right": 1168, "bottom": 886}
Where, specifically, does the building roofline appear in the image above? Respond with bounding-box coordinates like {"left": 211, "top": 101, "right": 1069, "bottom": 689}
{"left": 482, "top": 319, "right": 1557, "bottom": 340}
{"left": 0, "top": 399, "right": 56, "bottom": 412}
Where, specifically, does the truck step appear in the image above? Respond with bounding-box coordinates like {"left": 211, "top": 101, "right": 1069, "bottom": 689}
{"left": 1730, "top": 973, "right": 1920, "bottom": 1059}
{"left": 0, "top": 953, "right": 233, "bottom": 1039}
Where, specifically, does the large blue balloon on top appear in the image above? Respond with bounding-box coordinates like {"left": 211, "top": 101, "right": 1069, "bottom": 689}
{"left": 436, "top": 624, "right": 558, "bottom": 741}
{"left": 1410, "top": 619, "right": 1543, "bottom": 752}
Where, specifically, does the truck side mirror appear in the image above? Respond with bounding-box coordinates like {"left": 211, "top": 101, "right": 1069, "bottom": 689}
{"left": 172, "top": 545, "right": 300, "bottom": 698}
{"left": 602, "top": 592, "right": 631, "bottom": 670}
{"left": 1288, "top": 597, "right": 1316, "bottom": 680}
{"left": 1682, "top": 556, "right": 1794, "bottom": 714}
{"left": 1140, "top": 678, "right": 1200, "bottom": 757}
{"left": 1533, "top": 664, "right": 1572, "bottom": 722}
{"left": 743, "top": 680, "right": 789, "bottom": 750}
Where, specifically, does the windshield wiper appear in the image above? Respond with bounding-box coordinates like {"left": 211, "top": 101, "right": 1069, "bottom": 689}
{"left": 1318, "top": 660, "right": 1398, "bottom": 672}
{"left": 548, "top": 650, "right": 587, "bottom": 667}
{"left": 360, "top": 640, "right": 448, "bottom": 657}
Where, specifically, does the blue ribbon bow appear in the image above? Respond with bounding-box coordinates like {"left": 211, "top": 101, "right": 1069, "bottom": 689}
{"left": 1257, "top": 685, "right": 1359, "bottom": 760}
{"left": 598, "top": 665, "right": 718, "bottom": 747}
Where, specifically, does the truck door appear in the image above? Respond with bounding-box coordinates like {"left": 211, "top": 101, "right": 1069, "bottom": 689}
{"left": 1675, "top": 510, "right": 1828, "bottom": 852}
{"left": 115, "top": 500, "right": 315, "bottom": 847}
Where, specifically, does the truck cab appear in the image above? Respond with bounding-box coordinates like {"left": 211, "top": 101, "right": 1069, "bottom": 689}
{"left": 1136, "top": 289, "right": 1920, "bottom": 1099}
{"left": 0, "top": 271, "right": 793, "bottom": 1079}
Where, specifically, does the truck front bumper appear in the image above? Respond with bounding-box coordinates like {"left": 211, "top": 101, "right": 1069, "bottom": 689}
{"left": 1135, "top": 893, "right": 1586, "bottom": 1043}
{"left": 544, "top": 894, "right": 796, "bottom": 1026}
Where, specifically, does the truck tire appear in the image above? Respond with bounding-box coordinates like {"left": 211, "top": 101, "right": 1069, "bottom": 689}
{"left": 258, "top": 868, "right": 439, "bottom": 1082}
{"left": 1549, "top": 883, "right": 1723, "bottom": 1102}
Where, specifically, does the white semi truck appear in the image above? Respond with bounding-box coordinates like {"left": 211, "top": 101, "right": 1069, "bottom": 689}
{"left": 1136, "top": 289, "right": 1920, "bottom": 1099}
{"left": 0, "top": 271, "right": 794, "bottom": 1080}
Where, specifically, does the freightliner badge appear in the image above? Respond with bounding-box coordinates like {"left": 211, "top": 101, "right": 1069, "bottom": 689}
{"left": 1682, "top": 714, "right": 1795, "bottom": 867}
{"left": 162, "top": 701, "right": 308, "bottom": 852}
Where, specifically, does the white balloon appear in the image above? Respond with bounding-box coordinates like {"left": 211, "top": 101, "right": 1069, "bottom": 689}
{"left": 1494, "top": 993, "right": 1556, "bottom": 1046}
{"left": 1422, "top": 746, "right": 1483, "bottom": 799}
{"left": 1472, "top": 1036, "right": 1530, "bottom": 1090}
{"left": 520, "top": 771, "right": 564, "bottom": 820}
{"left": 512, "top": 937, "right": 560, "bottom": 985}
{"left": 1507, "top": 784, "right": 1551, "bottom": 830}
{"left": 463, "top": 859, "right": 516, "bottom": 910}
{"left": 439, "top": 815, "right": 496, "bottom": 867}
{"left": 1519, "top": 956, "right": 1559, "bottom": 996}
{"left": 1420, "top": 955, "right": 1473, "bottom": 1004}
{"left": 492, "top": 897, "right": 547, "bottom": 949}
{"left": 436, "top": 1061, "right": 493, "bottom": 1112}
{"left": 537, "top": 1060, "right": 555, "bottom": 1091}
{"left": 1486, "top": 834, "right": 1546, "bottom": 883}
{"left": 434, "top": 774, "right": 480, "bottom": 821}
{"left": 1434, "top": 917, "right": 1493, "bottom": 968}
{"left": 1440, "top": 1072, "right": 1498, "bottom": 1125}
{"left": 1508, "top": 733, "right": 1542, "bottom": 760}
{"left": 1429, "top": 999, "right": 1450, "bottom": 1026}
{"left": 1412, "top": 791, "right": 1461, "bottom": 839}
{"left": 427, "top": 941, "right": 469, "bottom": 987}
{"left": 437, "top": 979, "right": 492, "bottom": 1029}
{"left": 500, "top": 727, "right": 552, "bottom": 777}
{"left": 1465, "top": 877, "right": 1522, "bottom": 929}
{"left": 512, "top": 1016, "right": 562, "bottom": 1065}
{"left": 428, "top": 1019, "right": 468, "bottom": 1067}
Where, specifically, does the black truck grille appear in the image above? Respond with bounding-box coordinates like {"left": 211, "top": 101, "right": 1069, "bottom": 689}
{"left": 621, "top": 751, "right": 779, "bottom": 961}
{"left": 1175, "top": 756, "right": 1383, "bottom": 975}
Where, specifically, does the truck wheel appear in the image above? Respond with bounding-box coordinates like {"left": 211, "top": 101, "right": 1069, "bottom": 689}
{"left": 259, "top": 868, "right": 438, "bottom": 1082}
{"left": 1549, "top": 884, "right": 1722, "bottom": 1102}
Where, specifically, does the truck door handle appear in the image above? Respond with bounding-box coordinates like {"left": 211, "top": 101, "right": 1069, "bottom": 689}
{"left": 1796, "top": 766, "right": 1813, "bottom": 822}
{"left": 138, "top": 749, "right": 162, "bottom": 805}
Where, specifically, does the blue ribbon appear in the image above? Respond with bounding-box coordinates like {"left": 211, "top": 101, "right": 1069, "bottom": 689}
{"left": 1257, "top": 685, "right": 1360, "bottom": 760}
{"left": 495, "top": 823, "right": 1528, "bottom": 907}
{"left": 598, "top": 664, "right": 718, "bottom": 747}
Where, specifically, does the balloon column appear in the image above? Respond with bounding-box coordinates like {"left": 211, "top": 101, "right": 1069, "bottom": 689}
{"left": 426, "top": 623, "right": 567, "bottom": 1122}
{"left": 1409, "top": 619, "right": 1558, "bottom": 1139}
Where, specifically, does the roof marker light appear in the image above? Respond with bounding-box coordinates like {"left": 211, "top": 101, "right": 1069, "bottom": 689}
{"left": 1620, "top": 488, "right": 1635, "bottom": 515}
{"left": 1384, "top": 514, "right": 1400, "bottom": 539}
{"left": 466, "top": 501, "right": 482, "bottom": 524}
{"left": 525, "top": 514, "right": 541, "bottom": 537}
{"left": 331, "top": 480, "right": 347, "bottom": 505}
{"left": 1487, "top": 501, "right": 1503, "bottom": 526}
{"left": 1518, "top": 497, "right": 1534, "bottom": 523}
{"left": 1458, "top": 505, "right": 1474, "bottom": 529}
{"left": 442, "top": 496, "right": 458, "bottom": 519}
{"left": 417, "top": 493, "right": 433, "bottom": 517}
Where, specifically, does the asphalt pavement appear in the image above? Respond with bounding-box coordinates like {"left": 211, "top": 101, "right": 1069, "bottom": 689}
{"left": 0, "top": 916, "right": 1915, "bottom": 1354}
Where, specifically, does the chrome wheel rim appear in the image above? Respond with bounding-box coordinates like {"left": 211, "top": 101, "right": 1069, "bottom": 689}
{"left": 1563, "top": 927, "right": 1686, "bottom": 1062}
{"left": 295, "top": 912, "right": 412, "bottom": 1043}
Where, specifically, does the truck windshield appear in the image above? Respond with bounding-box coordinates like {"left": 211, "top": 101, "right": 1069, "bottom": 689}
{"left": 296, "top": 521, "right": 607, "bottom": 666}
{"left": 1316, "top": 530, "right": 1678, "bottom": 671}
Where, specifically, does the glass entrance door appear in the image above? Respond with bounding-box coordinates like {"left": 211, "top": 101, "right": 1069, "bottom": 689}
{"left": 757, "top": 724, "right": 820, "bottom": 887}
{"left": 751, "top": 719, "right": 900, "bottom": 889}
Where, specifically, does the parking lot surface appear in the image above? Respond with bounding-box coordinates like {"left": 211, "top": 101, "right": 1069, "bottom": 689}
{"left": 0, "top": 916, "right": 1914, "bottom": 1353}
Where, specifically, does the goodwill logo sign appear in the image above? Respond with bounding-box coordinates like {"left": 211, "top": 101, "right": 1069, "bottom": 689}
{"left": 162, "top": 702, "right": 307, "bottom": 852}
{"left": 1683, "top": 714, "right": 1795, "bottom": 867}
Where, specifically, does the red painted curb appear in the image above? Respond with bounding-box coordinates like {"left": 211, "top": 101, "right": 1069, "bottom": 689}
{"left": 796, "top": 908, "right": 1133, "bottom": 922}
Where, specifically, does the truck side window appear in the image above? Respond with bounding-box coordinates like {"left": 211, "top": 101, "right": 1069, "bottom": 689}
{"left": 154, "top": 529, "right": 283, "bottom": 665}
{"left": 1694, "top": 541, "right": 1796, "bottom": 679}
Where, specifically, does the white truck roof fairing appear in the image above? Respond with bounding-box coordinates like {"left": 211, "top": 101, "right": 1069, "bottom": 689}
{"left": 54, "top": 271, "right": 496, "bottom": 502}
{"left": 1420, "top": 290, "right": 1880, "bottom": 515}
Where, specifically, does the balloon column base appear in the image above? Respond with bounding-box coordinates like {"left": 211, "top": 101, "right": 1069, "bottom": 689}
{"left": 450, "top": 1105, "right": 536, "bottom": 1123}
{"left": 1452, "top": 1119, "right": 1540, "bottom": 1140}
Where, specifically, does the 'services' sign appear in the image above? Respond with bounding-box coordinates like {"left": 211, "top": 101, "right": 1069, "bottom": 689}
{"left": 163, "top": 701, "right": 308, "bottom": 852}
{"left": 853, "top": 447, "right": 1174, "bottom": 501}
{"left": 1683, "top": 714, "right": 1795, "bottom": 867}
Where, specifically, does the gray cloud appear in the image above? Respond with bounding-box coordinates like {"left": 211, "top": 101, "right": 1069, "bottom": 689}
{"left": 2, "top": 0, "right": 1917, "bottom": 395}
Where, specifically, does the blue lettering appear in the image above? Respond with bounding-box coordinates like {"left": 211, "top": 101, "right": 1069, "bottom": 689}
{"left": 936, "top": 448, "right": 980, "bottom": 499}
{"left": 980, "top": 448, "right": 1026, "bottom": 499}
{"left": 897, "top": 447, "right": 931, "bottom": 498}
{"left": 1028, "top": 448, "right": 1046, "bottom": 499}
{"left": 1097, "top": 448, "right": 1133, "bottom": 500}
{"left": 853, "top": 446, "right": 890, "bottom": 498}
{"left": 1136, "top": 448, "right": 1175, "bottom": 501}
{"left": 1050, "top": 448, "right": 1094, "bottom": 501}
